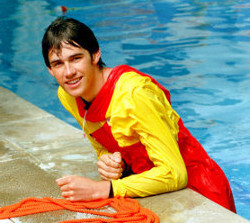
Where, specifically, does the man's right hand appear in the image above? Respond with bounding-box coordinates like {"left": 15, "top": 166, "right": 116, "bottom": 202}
{"left": 97, "top": 152, "right": 124, "bottom": 180}
{"left": 56, "top": 175, "right": 110, "bottom": 201}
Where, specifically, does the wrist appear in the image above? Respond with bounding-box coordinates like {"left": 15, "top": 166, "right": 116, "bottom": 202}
{"left": 93, "top": 180, "right": 111, "bottom": 200}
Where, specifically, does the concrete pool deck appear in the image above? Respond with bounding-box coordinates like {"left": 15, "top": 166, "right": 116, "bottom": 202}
{"left": 0, "top": 86, "right": 248, "bottom": 223}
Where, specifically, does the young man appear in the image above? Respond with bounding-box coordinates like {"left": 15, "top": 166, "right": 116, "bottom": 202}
{"left": 42, "top": 17, "right": 236, "bottom": 212}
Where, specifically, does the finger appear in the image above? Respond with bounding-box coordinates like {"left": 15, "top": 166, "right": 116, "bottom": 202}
{"left": 97, "top": 160, "right": 121, "bottom": 173}
{"left": 62, "top": 190, "right": 74, "bottom": 198}
{"left": 99, "top": 174, "right": 109, "bottom": 181}
{"left": 98, "top": 157, "right": 121, "bottom": 169}
{"left": 99, "top": 154, "right": 111, "bottom": 162}
{"left": 98, "top": 167, "right": 122, "bottom": 180}
{"left": 100, "top": 172, "right": 121, "bottom": 181}
{"left": 60, "top": 184, "right": 71, "bottom": 192}
{"left": 65, "top": 196, "right": 80, "bottom": 202}
{"left": 56, "top": 175, "right": 73, "bottom": 186}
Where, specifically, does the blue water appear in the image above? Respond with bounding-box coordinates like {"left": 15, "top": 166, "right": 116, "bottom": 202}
{"left": 0, "top": 0, "right": 249, "bottom": 219}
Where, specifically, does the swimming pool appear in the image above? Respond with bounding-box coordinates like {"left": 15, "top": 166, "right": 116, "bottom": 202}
{"left": 0, "top": 0, "right": 249, "bottom": 219}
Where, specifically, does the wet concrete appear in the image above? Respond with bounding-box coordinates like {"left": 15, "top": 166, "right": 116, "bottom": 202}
{"left": 0, "top": 86, "right": 248, "bottom": 223}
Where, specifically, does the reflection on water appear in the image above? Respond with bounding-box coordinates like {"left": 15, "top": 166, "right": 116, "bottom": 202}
{"left": 0, "top": 0, "right": 249, "bottom": 219}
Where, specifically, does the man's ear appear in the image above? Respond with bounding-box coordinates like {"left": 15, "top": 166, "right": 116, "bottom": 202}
{"left": 92, "top": 49, "right": 101, "bottom": 65}
{"left": 48, "top": 67, "right": 55, "bottom": 77}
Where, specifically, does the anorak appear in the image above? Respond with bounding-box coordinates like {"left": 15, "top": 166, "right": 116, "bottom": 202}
{"left": 58, "top": 65, "right": 236, "bottom": 212}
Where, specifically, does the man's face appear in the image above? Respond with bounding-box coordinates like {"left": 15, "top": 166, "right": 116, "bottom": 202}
{"left": 48, "top": 42, "right": 100, "bottom": 99}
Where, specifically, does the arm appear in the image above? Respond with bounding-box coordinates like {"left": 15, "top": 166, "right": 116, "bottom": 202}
{"left": 109, "top": 75, "right": 187, "bottom": 197}
{"left": 57, "top": 87, "right": 113, "bottom": 200}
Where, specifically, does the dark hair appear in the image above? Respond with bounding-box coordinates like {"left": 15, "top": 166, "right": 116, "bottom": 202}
{"left": 42, "top": 17, "right": 105, "bottom": 68}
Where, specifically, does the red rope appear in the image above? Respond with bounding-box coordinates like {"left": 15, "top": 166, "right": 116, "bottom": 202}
{"left": 0, "top": 197, "right": 159, "bottom": 223}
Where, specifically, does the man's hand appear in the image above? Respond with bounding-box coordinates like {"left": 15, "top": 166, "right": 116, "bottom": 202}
{"left": 56, "top": 175, "right": 110, "bottom": 201}
{"left": 97, "top": 152, "right": 124, "bottom": 180}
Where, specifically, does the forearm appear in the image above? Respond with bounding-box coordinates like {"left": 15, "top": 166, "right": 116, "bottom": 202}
{"left": 111, "top": 165, "right": 187, "bottom": 197}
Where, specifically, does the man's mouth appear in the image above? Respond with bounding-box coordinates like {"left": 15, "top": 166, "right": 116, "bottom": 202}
{"left": 67, "top": 77, "right": 82, "bottom": 85}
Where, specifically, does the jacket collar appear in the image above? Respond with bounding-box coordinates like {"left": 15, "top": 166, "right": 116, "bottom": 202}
{"left": 76, "top": 65, "right": 132, "bottom": 122}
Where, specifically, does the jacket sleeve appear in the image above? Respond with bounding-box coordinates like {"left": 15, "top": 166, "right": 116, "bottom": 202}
{"left": 109, "top": 74, "right": 187, "bottom": 197}
{"left": 86, "top": 133, "right": 110, "bottom": 159}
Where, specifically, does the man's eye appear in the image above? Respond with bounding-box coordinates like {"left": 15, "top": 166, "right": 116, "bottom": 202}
{"left": 73, "top": 57, "right": 81, "bottom": 61}
{"left": 52, "top": 62, "right": 62, "bottom": 67}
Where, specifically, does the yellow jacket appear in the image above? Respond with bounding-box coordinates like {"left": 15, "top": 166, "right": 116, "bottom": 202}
{"left": 58, "top": 65, "right": 187, "bottom": 198}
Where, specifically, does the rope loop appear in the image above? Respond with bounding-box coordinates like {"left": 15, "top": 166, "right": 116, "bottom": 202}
{"left": 0, "top": 196, "right": 159, "bottom": 223}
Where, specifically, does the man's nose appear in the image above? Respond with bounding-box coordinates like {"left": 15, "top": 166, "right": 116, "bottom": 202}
{"left": 65, "top": 62, "right": 76, "bottom": 77}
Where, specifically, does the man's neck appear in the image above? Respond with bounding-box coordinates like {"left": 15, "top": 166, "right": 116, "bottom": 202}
{"left": 82, "top": 67, "right": 113, "bottom": 103}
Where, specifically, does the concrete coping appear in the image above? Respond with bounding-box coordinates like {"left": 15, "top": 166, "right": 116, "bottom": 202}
{"left": 0, "top": 86, "right": 248, "bottom": 223}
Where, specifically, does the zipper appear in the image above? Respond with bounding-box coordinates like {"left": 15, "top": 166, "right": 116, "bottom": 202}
{"left": 82, "top": 110, "right": 87, "bottom": 138}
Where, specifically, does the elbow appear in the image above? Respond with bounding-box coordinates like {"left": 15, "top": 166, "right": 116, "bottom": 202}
{"left": 173, "top": 166, "right": 188, "bottom": 190}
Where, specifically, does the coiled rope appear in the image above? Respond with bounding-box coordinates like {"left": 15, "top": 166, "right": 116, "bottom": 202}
{"left": 0, "top": 196, "right": 159, "bottom": 223}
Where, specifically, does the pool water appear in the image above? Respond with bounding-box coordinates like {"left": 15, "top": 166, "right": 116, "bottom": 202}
{"left": 0, "top": 0, "right": 249, "bottom": 219}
